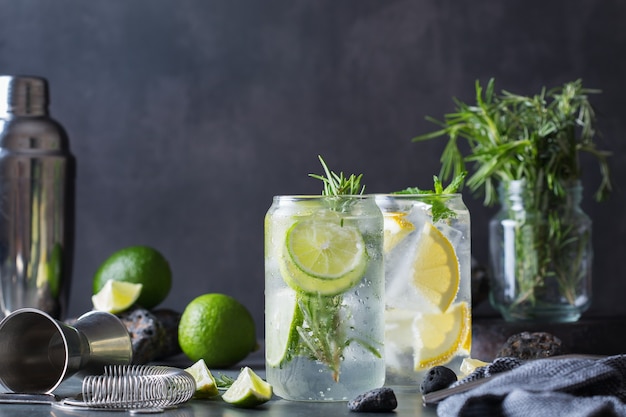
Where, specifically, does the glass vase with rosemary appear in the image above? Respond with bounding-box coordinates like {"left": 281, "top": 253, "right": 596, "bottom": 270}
{"left": 489, "top": 179, "right": 592, "bottom": 321}
{"left": 264, "top": 156, "right": 384, "bottom": 401}
{"left": 413, "top": 79, "right": 612, "bottom": 322}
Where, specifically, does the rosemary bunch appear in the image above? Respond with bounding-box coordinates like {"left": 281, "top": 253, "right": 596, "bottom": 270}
{"left": 413, "top": 79, "right": 612, "bottom": 311}
{"left": 413, "top": 78, "right": 611, "bottom": 205}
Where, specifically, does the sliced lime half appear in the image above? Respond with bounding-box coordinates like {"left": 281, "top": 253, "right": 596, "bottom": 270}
{"left": 222, "top": 367, "right": 272, "bottom": 408}
{"left": 281, "top": 218, "right": 367, "bottom": 295}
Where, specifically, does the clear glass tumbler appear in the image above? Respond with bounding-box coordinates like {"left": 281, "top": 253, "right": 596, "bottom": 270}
{"left": 375, "top": 194, "right": 471, "bottom": 387}
{"left": 265, "top": 195, "right": 385, "bottom": 401}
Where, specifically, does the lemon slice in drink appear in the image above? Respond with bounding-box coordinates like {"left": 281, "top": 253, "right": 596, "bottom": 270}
{"left": 222, "top": 367, "right": 272, "bottom": 408}
{"left": 412, "top": 222, "right": 460, "bottom": 311}
{"left": 91, "top": 280, "right": 142, "bottom": 314}
{"left": 413, "top": 302, "right": 470, "bottom": 370}
{"left": 383, "top": 212, "right": 415, "bottom": 253}
{"left": 265, "top": 289, "right": 303, "bottom": 367}
{"left": 185, "top": 359, "right": 219, "bottom": 398}
{"left": 282, "top": 218, "right": 367, "bottom": 295}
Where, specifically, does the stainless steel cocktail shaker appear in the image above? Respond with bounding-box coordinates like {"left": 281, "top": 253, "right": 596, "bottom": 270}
{"left": 0, "top": 75, "right": 74, "bottom": 319}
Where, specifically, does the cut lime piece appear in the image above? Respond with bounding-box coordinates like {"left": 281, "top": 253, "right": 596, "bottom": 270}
{"left": 412, "top": 222, "right": 460, "bottom": 311}
{"left": 222, "top": 367, "right": 272, "bottom": 408}
{"left": 184, "top": 359, "right": 219, "bottom": 398}
{"left": 265, "top": 290, "right": 303, "bottom": 367}
{"left": 91, "top": 280, "right": 142, "bottom": 314}
{"left": 281, "top": 218, "right": 367, "bottom": 295}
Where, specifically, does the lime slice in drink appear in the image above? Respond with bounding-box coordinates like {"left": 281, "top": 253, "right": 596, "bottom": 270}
{"left": 281, "top": 218, "right": 368, "bottom": 295}
{"left": 222, "top": 367, "right": 272, "bottom": 408}
{"left": 91, "top": 280, "right": 142, "bottom": 314}
{"left": 184, "top": 359, "right": 219, "bottom": 398}
{"left": 265, "top": 289, "right": 303, "bottom": 367}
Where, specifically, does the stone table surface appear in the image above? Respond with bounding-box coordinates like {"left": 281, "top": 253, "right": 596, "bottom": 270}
{"left": 0, "top": 348, "right": 436, "bottom": 417}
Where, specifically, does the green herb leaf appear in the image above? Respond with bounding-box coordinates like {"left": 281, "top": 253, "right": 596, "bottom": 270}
{"left": 309, "top": 155, "right": 365, "bottom": 196}
{"left": 412, "top": 78, "right": 612, "bottom": 205}
{"left": 394, "top": 172, "right": 466, "bottom": 222}
{"left": 215, "top": 373, "right": 235, "bottom": 389}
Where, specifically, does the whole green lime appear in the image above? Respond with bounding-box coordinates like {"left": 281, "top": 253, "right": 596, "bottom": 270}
{"left": 179, "top": 293, "right": 257, "bottom": 368}
{"left": 93, "top": 246, "right": 172, "bottom": 310}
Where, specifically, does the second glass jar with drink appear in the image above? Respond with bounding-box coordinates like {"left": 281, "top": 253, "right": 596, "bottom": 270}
{"left": 376, "top": 193, "right": 471, "bottom": 386}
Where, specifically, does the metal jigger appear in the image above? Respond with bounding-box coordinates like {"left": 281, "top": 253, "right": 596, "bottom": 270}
{"left": 0, "top": 308, "right": 132, "bottom": 393}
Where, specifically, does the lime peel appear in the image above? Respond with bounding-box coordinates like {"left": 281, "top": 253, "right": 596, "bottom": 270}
{"left": 222, "top": 367, "right": 272, "bottom": 408}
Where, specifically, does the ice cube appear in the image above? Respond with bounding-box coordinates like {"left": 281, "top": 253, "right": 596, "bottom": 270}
{"left": 437, "top": 222, "right": 463, "bottom": 248}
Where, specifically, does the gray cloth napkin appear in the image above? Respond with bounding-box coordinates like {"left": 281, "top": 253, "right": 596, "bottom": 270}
{"left": 437, "top": 355, "right": 626, "bottom": 417}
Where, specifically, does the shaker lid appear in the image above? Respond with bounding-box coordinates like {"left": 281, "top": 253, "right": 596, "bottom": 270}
{"left": 0, "top": 75, "right": 49, "bottom": 116}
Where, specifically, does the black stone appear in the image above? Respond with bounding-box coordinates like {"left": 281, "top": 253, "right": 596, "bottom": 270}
{"left": 152, "top": 308, "right": 182, "bottom": 358}
{"left": 117, "top": 307, "right": 181, "bottom": 364}
{"left": 420, "top": 366, "right": 457, "bottom": 394}
{"left": 497, "top": 331, "right": 562, "bottom": 360}
{"left": 348, "top": 387, "right": 397, "bottom": 412}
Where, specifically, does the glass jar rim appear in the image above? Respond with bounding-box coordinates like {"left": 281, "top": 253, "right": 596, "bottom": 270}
{"left": 273, "top": 194, "right": 373, "bottom": 200}
{"left": 373, "top": 193, "right": 463, "bottom": 198}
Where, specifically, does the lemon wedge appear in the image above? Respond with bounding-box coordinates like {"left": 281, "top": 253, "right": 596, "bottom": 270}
{"left": 222, "top": 367, "right": 272, "bottom": 408}
{"left": 383, "top": 212, "right": 415, "bottom": 253}
{"left": 460, "top": 357, "right": 489, "bottom": 376}
{"left": 412, "top": 222, "right": 460, "bottom": 311}
{"left": 91, "top": 280, "right": 142, "bottom": 314}
{"left": 413, "top": 302, "right": 470, "bottom": 370}
{"left": 184, "top": 359, "right": 219, "bottom": 398}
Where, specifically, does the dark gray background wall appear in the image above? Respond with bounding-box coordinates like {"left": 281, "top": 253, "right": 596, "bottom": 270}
{"left": 1, "top": 1, "right": 625, "bottom": 336}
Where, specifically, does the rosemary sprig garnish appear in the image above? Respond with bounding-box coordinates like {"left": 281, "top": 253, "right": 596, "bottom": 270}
{"left": 309, "top": 155, "right": 365, "bottom": 196}
{"left": 291, "top": 155, "right": 378, "bottom": 382}
{"left": 394, "top": 172, "right": 467, "bottom": 222}
{"left": 215, "top": 373, "right": 235, "bottom": 390}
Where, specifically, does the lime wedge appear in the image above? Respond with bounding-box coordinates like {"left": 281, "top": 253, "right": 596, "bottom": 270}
{"left": 281, "top": 218, "right": 367, "bottom": 295}
{"left": 222, "top": 367, "right": 272, "bottom": 408}
{"left": 91, "top": 280, "right": 142, "bottom": 314}
{"left": 265, "top": 290, "right": 303, "bottom": 367}
{"left": 184, "top": 359, "right": 219, "bottom": 398}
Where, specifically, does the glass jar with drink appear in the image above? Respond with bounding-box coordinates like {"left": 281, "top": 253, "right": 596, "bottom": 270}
{"left": 376, "top": 177, "right": 471, "bottom": 387}
{"left": 264, "top": 158, "right": 385, "bottom": 401}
